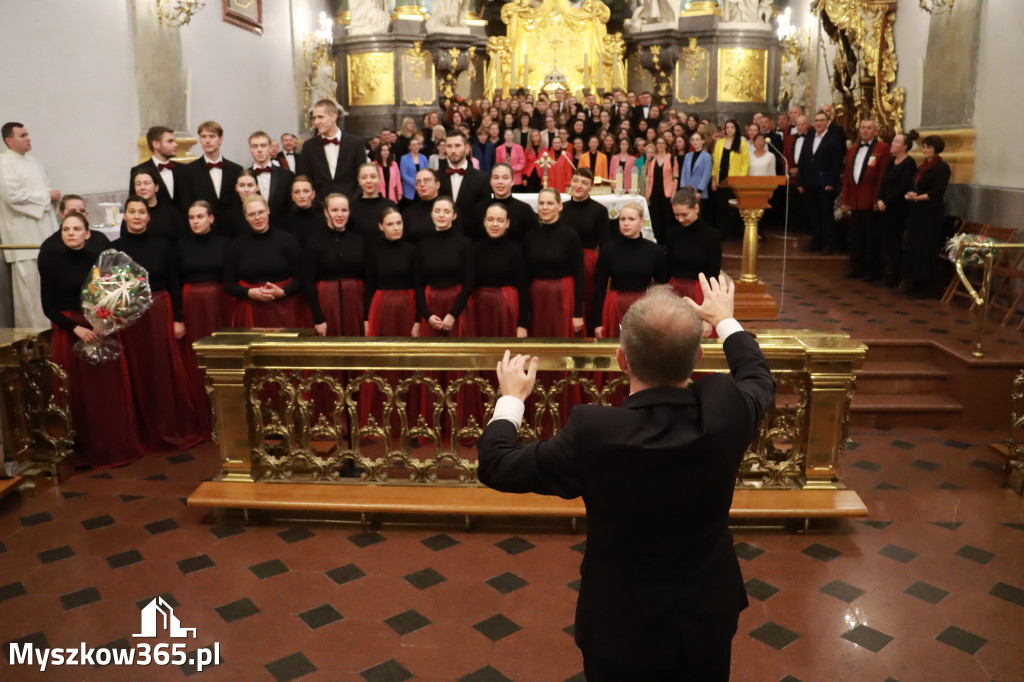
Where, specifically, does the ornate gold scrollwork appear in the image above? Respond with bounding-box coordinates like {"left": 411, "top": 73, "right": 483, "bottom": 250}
{"left": 1004, "top": 370, "right": 1024, "bottom": 494}
{"left": 402, "top": 42, "right": 436, "bottom": 107}
{"left": 347, "top": 52, "right": 396, "bottom": 107}
{"left": 676, "top": 37, "right": 709, "bottom": 105}
{"left": 717, "top": 48, "right": 767, "bottom": 103}
{"left": 740, "top": 373, "right": 810, "bottom": 488}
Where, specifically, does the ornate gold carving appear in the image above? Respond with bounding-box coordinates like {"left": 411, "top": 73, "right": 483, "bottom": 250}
{"left": 347, "top": 52, "right": 396, "bottom": 107}
{"left": 485, "top": 0, "right": 624, "bottom": 97}
{"left": 1005, "top": 370, "right": 1024, "bottom": 494}
{"left": 675, "top": 37, "right": 709, "bottom": 105}
{"left": 197, "top": 332, "right": 868, "bottom": 491}
{"left": 717, "top": 47, "right": 767, "bottom": 103}
{"left": 402, "top": 42, "right": 435, "bottom": 107}
{"left": 812, "top": 0, "right": 905, "bottom": 138}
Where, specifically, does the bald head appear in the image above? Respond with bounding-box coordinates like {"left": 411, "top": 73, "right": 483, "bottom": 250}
{"left": 620, "top": 285, "right": 703, "bottom": 385}
{"left": 796, "top": 115, "right": 809, "bottom": 134}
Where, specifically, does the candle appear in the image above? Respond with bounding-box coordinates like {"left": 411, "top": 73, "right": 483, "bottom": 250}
{"left": 630, "top": 167, "right": 639, "bottom": 193}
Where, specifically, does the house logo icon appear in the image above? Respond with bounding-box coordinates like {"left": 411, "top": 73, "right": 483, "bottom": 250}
{"left": 133, "top": 597, "right": 196, "bottom": 639}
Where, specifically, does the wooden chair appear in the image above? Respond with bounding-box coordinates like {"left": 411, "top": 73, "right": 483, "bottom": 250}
{"left": 987, "top": 233, "right": 1024, "bottom": 328}
{"left": 940, "top": 221, "right": 991, "bottom": 303}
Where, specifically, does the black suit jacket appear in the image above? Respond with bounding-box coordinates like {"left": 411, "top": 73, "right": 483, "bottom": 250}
{"left": 276, "top": 149, "right": 302, "bottom": 173}
{"left": 478, "top": 331, "right": 775, "bottom": 667}
{"left": 296, "top": 132, "right": 366, "bottom": 200}
{"left": 439, "top": 166, "right": 491, "bottom": 238}
{"left": 250, "top": 165, "right": 295, "bottom": 220}
{"left": 180, "top": 157, "right": 243, "bottom": 233}
{"left": 129, "top": 158, "right": 188, "bottom": 211}
{"left": 797, "top": 130, "right": 846, "bottom": 191}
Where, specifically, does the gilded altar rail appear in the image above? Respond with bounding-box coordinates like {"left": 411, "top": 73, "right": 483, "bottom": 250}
{"left": 196, "top": 330, "right": 867, "bottom": 491}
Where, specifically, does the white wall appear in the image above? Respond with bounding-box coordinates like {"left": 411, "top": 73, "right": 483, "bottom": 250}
{"left": 0, "top": 1, "right": 140, "bottom": 195}
{"left": 180, "top": 0, "right": 300, "bottom": 164}
{"left": 973, "top": 0, "right": 1024, "bottom": 189}
{"left": 891, "top": 0, "right": 929, "bottom": 132}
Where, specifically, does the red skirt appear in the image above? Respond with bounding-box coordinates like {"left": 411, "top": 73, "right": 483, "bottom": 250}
{"left": 419, "top": 285, "right": 475, "bottom": 338}
{"left": 51, "top": 313, "right": 145, "bottom": 469}
{"left": 473, "top": 286, "right": 519, "bottom": 337}
{"left": 530, "top": 276, "right": 576, "bottom": 338}
{"left": 316, "top": 278, "right": 365, "bottom": 336}
{"left": 181, "top": 282, "right": 231, "bottom": 436}
{"left": 119, "top": 291, "right": 202, "bottom": 451}
{"left": 583, "top": 248, "right": 598, "bottom": 334}
{"left": 231, "top": 279, "right": 312, "bottom": 328}
{"left": 600, "top": 289, "right": 644, "bottom": 338}
{"left": 367, "top": 289, "right": 417, "bottom": 336}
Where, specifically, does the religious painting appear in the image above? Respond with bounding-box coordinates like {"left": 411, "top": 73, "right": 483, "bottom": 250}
{"left": 347, "top": 53, "right": 396, "bottom": 107}
{"left": 402, "top": 43, "right": 437, "bottom": 107}
{"left": 717, "top": 47, "right": 767, "bottom": 103}
{"left": 223, "top": 0, "right": 263, "bottom": 35}
{"left": 675, "top": 38, "right": 710, "bottom": 106}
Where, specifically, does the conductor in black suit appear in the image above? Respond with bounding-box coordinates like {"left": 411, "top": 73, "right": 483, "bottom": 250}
{"left": 296, "top": 99, "right": 365, "bottom": 200}
{"left": 439, "top": 130, "right": 490, "bottom": 237}
{"left": 478, "top": 276, "right": 775, "bottom": 681}
{"left": 248, "top": 130, "right": 294, "bottom": 219}
{"left": 797, "top": 111, "right": 847, "bottom": 254}
{"left": 179, "top": 120, "right": 242, "bottom": 237}
{"left": 129, "top": 125, "right": 187, "bottom": 211}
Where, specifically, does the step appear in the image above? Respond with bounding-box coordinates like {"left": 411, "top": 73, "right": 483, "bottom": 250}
{"left": 855, "top": 360, "right": 949, "bottom": 394}
{"left": 849, "top": 392, "right": 964, "bottom": 428}
{"left": 188, "top": 481, "right": 868, "bottom": 521}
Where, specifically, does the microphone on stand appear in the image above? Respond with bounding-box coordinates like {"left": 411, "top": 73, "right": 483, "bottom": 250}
{"left": 764, "top": 136, "right": 792, "bottom": 314}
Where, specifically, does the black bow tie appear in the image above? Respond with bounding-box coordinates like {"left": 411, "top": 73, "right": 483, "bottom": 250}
{"left": 860, "top": 142, "right": 872, "bottom": 148}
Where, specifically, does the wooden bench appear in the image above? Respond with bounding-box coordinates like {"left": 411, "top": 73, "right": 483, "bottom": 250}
{"left": 189, "top": 481, "right": 868, "bottom": 529}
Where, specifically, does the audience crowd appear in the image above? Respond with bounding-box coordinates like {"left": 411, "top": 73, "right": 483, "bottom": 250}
{"left": 7, "top": 87, "right": 953, "bottom": 468}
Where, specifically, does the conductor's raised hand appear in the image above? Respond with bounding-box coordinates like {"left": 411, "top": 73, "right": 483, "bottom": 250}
{"left": 496, "top": 349, "right": 539, "bottom": 402}
{"left": 683, "top": 273, "right": 734, "bottom": 328}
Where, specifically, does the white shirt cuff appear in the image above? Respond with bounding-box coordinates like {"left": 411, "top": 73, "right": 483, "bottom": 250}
{"left": 489, "top": 395, "right": 525, "bottom": 428}
{"left": 715, "top": 317, "right": 744, "bottom": 341}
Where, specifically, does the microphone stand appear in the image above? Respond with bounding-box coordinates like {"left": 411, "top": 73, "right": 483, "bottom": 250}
{"left": 765, "top": 136, "right": 791, "bottom": 314}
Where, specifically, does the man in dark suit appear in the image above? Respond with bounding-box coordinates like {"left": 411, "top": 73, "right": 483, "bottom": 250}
{"left": 129, "top": 125, "right": 187, "bottom": 211}
{"left": 276, "top": 132, "right": 301, "bottom": 173}
{"left": 783, "top": 114, "right": 809, "bottom": 234}
{"left": 630, "top": 91, "right": 660, "bottom": 129}
{"left": 439, "top": 130, "right": 490, "bottom": 238}
{"left": 841, "top": 118, "right": 891, "bottom": 280}
{"left": 797, "top": 111, "right": 847, "bottom": 254}
{"left": 180, "top": 120, "right": 242, "bottom": 236}
{"left": 296, "top": 99, "right": 365, "bottom": 201}
{"left": 478, "top": 277, "right": 775, "bottom": 681}
{"left": 248, "top": 130, "right": 294, "bottom": 220}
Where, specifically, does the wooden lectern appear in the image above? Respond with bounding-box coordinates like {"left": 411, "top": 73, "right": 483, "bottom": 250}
{"left": 722, "top": 175, "right": 786, "bottom": 320}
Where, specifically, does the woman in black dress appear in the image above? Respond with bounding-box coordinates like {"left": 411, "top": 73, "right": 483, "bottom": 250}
{"left": 113, "top": 197, "right": 202, "bottom": 450}
{"left": 416, "top": 196, "right": 476, "bottom": 337}
{"left": 122, "top": 171, "right": 185, "bottom": 242}
{"left": 900, "top": 133, "right": 951, "bottom": 298}
{"left": 281, "top": 175, "right": 325, "bottom": 246}
{"left": 39, "top": 211, "right": 145, "bottom": 467}
{"left": 664, "top": 187, "right": 722, "bottom": 338}
{"left": 592, "top": 202, "right": 668, "bottom": 339}
{"left": 176, "top": 201, "right": 231, "bottom": 436}
{"left": 472, "top": 203, "right": 530, "bottom": 338}
{"left": 303, "top": 193, "right": 366, "bottom": 337}
{"left": 364, "top": 207, "right": 420, "bottom": 338}
{"left": 525, "top": 188, "right": 585, "bottom": 338}
{"left": 223, "top": 194, "right": 308, "bottom": 327}
{"left": 875, "top": 131, "right": 918, "bottom": 288}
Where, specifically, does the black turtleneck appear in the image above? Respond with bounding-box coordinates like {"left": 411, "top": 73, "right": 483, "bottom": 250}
{"left": 523, "top": 219, "right": 585, "bottom": 316}
{"left": 363, "top": 237, "right": 419, "bottom": 318}
{"left": 400, "top": 197, "right": 438, "bottom": 245}
{"left": 474, "top": 235, "right": 530, "bottom": 328}
{"left": 176, "top": 230, "right": 230, "bottom": 284}
{"left": 664, "top": 217, "right": 722, "bottom": 280}
{"left": 349, "top": 195, "right": 397, "bottom": 241}
{"left": 119, "top": 200, "right": 186, "bottom": 243}
{"left": 560, "top": 196, "right": 612, "bottom": 249}
{"left": 301, "top": 226, "right": 366, "bottom": 324}
{"left": 222, "top": 227, "right": 303, "bottom": 299}
{"left": 591, "top": 235, "right": 669, "bottom": 327}
{"left": 112, "top": 230, "right": 183, "bottom": 321}
{"left": 281, "top": 205, "right": 327, "bottom": 246}
{"left": 415, "top": 228, "right": 475, "bottom": 319}
{"left": 471, "top": 194, "right": 537, "bottom": 243}
{"left": 38, "top": 241, "right": 105, "bottom": 331}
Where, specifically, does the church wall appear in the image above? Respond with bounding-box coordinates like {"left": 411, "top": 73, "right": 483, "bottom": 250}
{"left": 0, "top": 1, "right": 141, "bottom": 196}
{"left": 891, "top": 0, "right": 929, "bottom": 132}
{"left": 179, "top": 0, "right": 302, "bottom": 164}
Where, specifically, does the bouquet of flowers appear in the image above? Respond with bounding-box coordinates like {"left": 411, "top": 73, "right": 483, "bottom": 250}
{"left": 945, "top": 233, "right": 999, "bottom": 267}
{"left": 74, "top": 249, "right": 153, "bottom": 364}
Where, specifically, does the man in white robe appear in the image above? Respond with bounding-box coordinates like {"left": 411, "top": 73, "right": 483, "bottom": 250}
{"left": 0, "top": 122, "right": 59, "bottom": 329}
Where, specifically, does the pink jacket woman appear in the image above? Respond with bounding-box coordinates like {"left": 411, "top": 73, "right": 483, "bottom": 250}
{"left": 376, "top": 161, "right": 402, "bottom": 202}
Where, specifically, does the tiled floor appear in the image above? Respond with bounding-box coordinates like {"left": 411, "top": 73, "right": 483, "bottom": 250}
{"left": 1, "top": 244, "right": 1022, "bottom": 681}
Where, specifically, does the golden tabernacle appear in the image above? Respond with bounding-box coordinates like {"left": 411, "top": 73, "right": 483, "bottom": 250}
{"left": 484, "top": 0, "right": 627, "bottom": 98}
